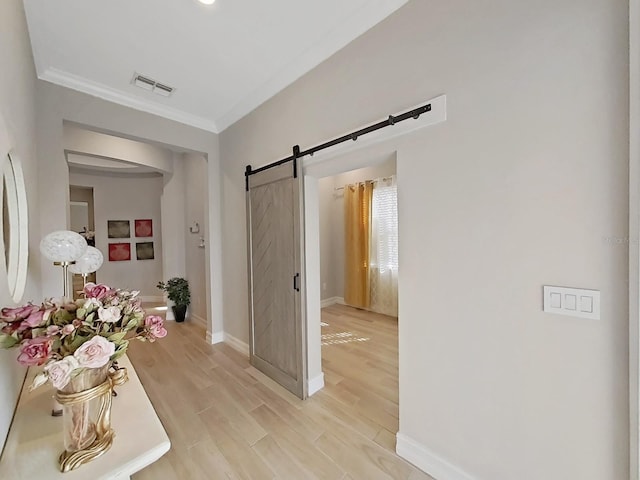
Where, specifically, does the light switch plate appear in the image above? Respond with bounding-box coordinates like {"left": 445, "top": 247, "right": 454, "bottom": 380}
{"left": 543, "top": 286, "right": 600, "bottom": 320}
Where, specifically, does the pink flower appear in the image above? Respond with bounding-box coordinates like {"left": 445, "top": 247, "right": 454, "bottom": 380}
{"left": 17, "top": 309, "right": 46, "bottom": 331}
{"left": 144, "top": 315, "right": 167, "bottom": 340}
{"left": 61, "top": 324, "right": 75, "bottom": 336}
{"left": 83, "top": 283, "right": 113, "bottom": 300}
{"left": 2, "top": 323, "right": 20, "bottom": 335}
{"left": 45, "top": 356, "right": 79, "bottom": 390}
{"left": 74, "top": 336, "right": 115, "bottom": 368}
{"left": 46, "top": 325, "right": 61, "bottom": 336}
{"left": 17, "top": 337, "right": 52, "bottom": 366}
{"left": 0, "top": 304, "right": 40, "bottom": 323}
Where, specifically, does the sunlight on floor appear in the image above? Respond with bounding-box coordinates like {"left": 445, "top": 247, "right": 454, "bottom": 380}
{"left": 321, "top": 322, "right": 370, "bottom": 345}
{"left": 150, "top": 306, "right": 168, "bottom": 311}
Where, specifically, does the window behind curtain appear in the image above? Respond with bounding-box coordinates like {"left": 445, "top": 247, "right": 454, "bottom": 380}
{"left": 371, "top": 182, "right": 398, "bottom": 273}
{"left": 370, "top": 178, "right": 398, "bottom": 316}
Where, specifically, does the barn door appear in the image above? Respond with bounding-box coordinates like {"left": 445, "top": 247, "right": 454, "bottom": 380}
{"left": 246, "top": 161, "right": 307, "bottom": 399}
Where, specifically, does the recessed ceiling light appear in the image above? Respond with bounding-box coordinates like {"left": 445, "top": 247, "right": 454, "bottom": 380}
{"left": 198, "top": 0, "right": 215, "bottom": 5}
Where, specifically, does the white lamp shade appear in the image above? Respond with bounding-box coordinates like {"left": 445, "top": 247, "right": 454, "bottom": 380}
{"left": 39, "top": 230, "right": 88, "bottom": 263}
{"left": 69, "top": 246, "right": 104, "bottom": 275}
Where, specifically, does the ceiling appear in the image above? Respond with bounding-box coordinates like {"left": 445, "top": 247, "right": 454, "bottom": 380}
{"left": 23, "top": 0, "right": 408, "bottom": 133}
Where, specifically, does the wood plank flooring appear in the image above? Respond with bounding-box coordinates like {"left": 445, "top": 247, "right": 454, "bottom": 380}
{"left": 129, "top": 304, "right": 432, "bottom": 479}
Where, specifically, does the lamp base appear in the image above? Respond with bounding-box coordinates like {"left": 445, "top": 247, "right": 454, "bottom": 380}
{"left": 52, "top": 262, "right": 76, "bottom": 299}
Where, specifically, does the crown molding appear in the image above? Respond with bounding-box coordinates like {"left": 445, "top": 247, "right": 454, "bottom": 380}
{"left": 39, "top": 67, "right": 219, "bottom": 133}
{"left": 34, "top": 0, "right": 407, "bottom": 134}
{"left": 215, "top": 0, "right": 409, "bottom": 131}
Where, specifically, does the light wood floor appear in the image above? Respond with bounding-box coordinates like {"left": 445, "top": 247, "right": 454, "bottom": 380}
{"left": 129, "top": 304, "right": 431, "bottom": 479}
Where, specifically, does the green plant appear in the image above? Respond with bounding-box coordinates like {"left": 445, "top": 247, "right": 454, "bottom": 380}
{"left": 157, "top": 277, "right": 191, "bottom": 307}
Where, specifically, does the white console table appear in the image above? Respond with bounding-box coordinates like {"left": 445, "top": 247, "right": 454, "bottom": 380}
{"left": 0, "top": 356, "right": 170, "bottom": 479}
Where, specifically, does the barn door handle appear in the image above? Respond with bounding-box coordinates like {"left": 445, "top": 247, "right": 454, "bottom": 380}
{"left": 293, "top": 273, "right": 300, "bottom": 292}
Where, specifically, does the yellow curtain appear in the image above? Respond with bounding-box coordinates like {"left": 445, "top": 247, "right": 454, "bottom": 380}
{"left": 344, "top": 181, "right": 373, "bottom": 308}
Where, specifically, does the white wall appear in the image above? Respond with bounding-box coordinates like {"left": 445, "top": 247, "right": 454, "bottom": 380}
{"left": 160, "top": 154, "right": 187, "bottom": 292}
{"left": 64, "top": 125, "right": 173, "bottom": 174}
{"left": 0, "top": 0, "right": 40, "bottom": 454}
{"left": 318, "top": 177, "right": 336, "bottom": 299}
{"left": 36, "top": 81, "right": 224, "bottom": 341}
{"left": 69, "top": 202, "right": 89, "bottom": 233}
{"left": 219, "top": 0, "right": 629, "bottom": 478}
{"left": 69, "top": 171, "right": 163, "bottom": 297}
{"left": 318, "top": 156, "right": 396, "bottom": 300}
{"left": 183, "top": 153, "right": 207, "bottom": 324}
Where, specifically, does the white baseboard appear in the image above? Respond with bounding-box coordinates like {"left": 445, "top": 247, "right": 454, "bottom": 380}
{"left": 320, "top": 296, "right": 345, "bottom": 308}
{"left": 206, "top": 331, "right": 224, "bottom": 344}
{"left": 219, "top": 333, "right": 324, "bottom": 397}
{"left": 331, "top": 298, "right": 397, "bottom": 318}
{"left": 224, "top": 332, "right": 250, "bottom": 356}
{"left": 308, "top": 372, "right": 325, "bottom": 396}
{"left": 396, "top": 433, "right": 475, "bottom": 480}
{"left": 140, "top": 295, "right": 164, "bottom": 303}
{"left": 190, "top": 314, "right": 207, "bottom": 329}
{"left": 212, "top": 332, "right": 224, "bottom": 344}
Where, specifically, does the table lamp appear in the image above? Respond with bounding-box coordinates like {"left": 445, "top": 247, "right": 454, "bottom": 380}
{"left": 68, "top": 246, "right": 103, "bottom": 286}
{"left": 39, "top": 230, "right": 88, "bottom": 299}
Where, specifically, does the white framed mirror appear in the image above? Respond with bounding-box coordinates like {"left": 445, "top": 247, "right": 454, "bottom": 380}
{"left": 1, "top": 151, "right": 28, "bottom": 303}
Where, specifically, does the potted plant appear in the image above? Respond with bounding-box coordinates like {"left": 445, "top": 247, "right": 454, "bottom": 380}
{"left": 157, "top": 277, "right": 191, "bottom": 323}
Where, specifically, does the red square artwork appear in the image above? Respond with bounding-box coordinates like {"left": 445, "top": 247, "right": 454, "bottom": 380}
{"left": 135, "top": 219, "right": 153, "bottom": 237}
{"left": 108, "top": 243, "right": 131, "bottom": 262}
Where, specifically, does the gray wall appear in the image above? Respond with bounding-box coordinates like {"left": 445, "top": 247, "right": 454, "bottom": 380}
{"left": 219, "top": 0, "right": 629, "bottom": 478}
{"left": 0, "top": 0, "right": 40, "bottom": 453}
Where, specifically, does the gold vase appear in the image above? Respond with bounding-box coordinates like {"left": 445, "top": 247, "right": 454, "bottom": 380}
{"left": 55, "top": 363, "right": 128, "bottom": 472}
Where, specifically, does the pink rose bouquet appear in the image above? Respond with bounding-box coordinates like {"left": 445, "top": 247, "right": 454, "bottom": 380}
{"left": 144, "top": 315, "right": 167, "bottom": 340}
{"left": 0, "top": 283, "right": 168, "bottom": 390}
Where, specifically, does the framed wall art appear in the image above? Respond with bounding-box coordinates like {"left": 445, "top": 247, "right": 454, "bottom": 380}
{"left": 108, "top": 243, "right": 131, "bottom": 261}
{"left": 135, "top": 242, "right": 154, "bottom": 260}
{"left": 135, "top": 219, "right": 153, "bottom": 238}
{"left": 107, "top": 220, "right": 130, "bottom": 239}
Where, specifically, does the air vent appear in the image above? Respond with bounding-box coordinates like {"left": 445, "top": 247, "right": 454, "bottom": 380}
{"left": 154, "top": 83, "right": 174, "bottom": 97}
{"left": 132, "top": 73, "right": 175, "bottom": 97}
{"left": 134, "top": 75, "right": 155, "bottom": 91}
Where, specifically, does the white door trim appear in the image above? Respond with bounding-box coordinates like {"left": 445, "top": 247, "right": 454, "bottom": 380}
{"left": 300, "top": 95, "right": 446, "bottom": 396}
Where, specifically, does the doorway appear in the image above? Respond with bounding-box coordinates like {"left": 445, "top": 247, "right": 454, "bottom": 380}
{"left": 69, "top": 186, "right": 95, "bottom": 298}
{"left": 315, "top": 156, "right": 400, "bottom": 448}
{"left": 317, "top": 157, "right": 397, "bottom": 314}
{"left": 303, "top": 148, "right": 401, "bottom": 394}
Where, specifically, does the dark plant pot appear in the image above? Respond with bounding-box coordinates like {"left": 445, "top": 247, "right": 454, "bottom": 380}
{"left": 172, "top": 304, "right": 187, "bottom": 323}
